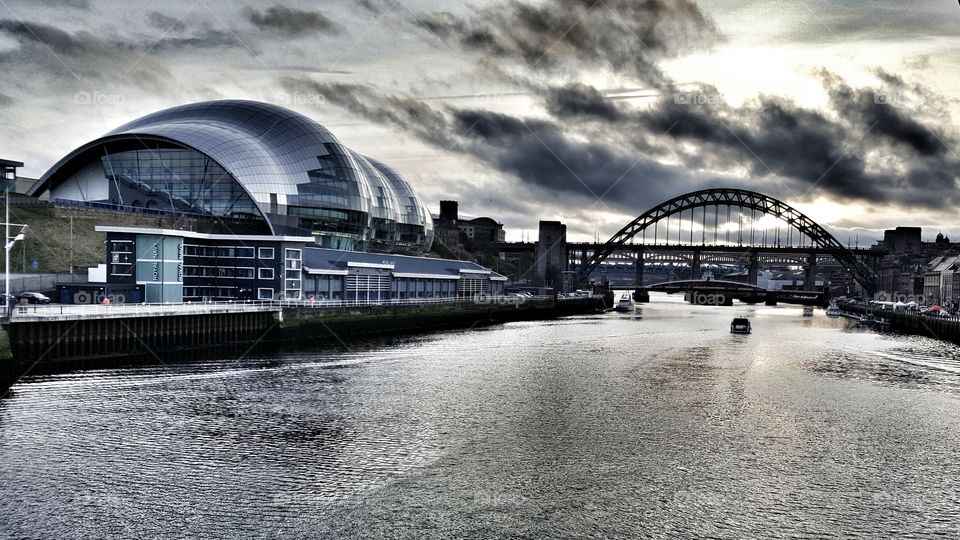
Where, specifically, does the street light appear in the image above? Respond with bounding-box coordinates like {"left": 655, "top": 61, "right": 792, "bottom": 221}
{"left": 0, "top": 159, "right": 24, "bottom": 310}
{"left": 4, "top": 223, "right": 27, "bottom": 303}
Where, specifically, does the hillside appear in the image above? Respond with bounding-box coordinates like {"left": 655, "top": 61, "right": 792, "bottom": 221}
{"left": 0, "top": 200, "right": 266, "bottom": 273}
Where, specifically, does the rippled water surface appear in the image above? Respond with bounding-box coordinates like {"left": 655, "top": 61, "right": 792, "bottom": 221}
{"left": 2, "top": 293, "right": 960, "bottom": 538}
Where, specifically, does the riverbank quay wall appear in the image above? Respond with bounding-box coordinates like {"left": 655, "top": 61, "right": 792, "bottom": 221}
{"left": 279, "top": 296, "right": 603, "bottom": 342}
{"left": 842, "top": 304, "right": 960, "bottom": 345}
{"left": 0, "top": 296, "right": 605, "bottom": 385}
{"left": 2, "top": 304, "right": 282, "bottom": 385}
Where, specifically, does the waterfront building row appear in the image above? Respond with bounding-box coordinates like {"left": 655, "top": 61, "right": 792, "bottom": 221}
{"left": 91, "top": 226, "right": 506, "bottom": 304}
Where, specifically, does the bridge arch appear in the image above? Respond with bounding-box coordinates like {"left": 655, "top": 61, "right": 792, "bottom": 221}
{"left": 576, "top": 188, "right": 878, "bottom": 294}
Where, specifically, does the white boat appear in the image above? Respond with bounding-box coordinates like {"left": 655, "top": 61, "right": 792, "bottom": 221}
{"left": 825, "top": 305, "right": 841, "bottom": 317}
{"left": 615, "top": 294, "right": 634, "bottom": 312}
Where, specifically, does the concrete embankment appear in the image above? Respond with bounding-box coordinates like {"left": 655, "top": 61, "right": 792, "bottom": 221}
{"left": 842, "top": 304, "right": 960, "bottom": 345}
{"left": 0, "top": 296, "right": 606, "bottom": 388}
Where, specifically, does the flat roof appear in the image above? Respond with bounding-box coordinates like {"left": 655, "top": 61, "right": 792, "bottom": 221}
{"left": 95, "top": 226, "right": 314, "bottom": 243}
{"left": 0, "top": 159, "right": 24, "bottom": 168}
{"left": 303, "top": 246, "right": 508, "bottom": 281}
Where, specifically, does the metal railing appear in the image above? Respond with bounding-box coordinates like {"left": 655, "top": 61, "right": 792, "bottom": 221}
{"left": 276, "top": 295, "right": 552, "bottom": 309}
{"left": 8, "top": 301, "right": 279, "bottom": 319}
{"left": 5, "top": 295, "right": 555, "bottom": 320}
{"left": 838, "top": 301, "right": 960, "bottom": 322}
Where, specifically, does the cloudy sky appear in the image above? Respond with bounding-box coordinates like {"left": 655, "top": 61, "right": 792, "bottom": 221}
{"left": 1, "top": 0, "right": 959, "bottom": 242}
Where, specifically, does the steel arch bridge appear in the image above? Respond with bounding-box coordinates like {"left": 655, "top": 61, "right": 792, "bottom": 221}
{"left": 575, "top": 188, "right": 879, "bottom": 294}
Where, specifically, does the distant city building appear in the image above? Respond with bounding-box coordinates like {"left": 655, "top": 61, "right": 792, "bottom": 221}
{"left": 535, "top": 221, "right": 566, "bottom": 287}
{"left": 432, "top": 199, "right": 506, "bottom": 249}
{"left": 923, "top": 255, "right": 960, "bottom": 308}
{"left": 877, "top": 227, "right": 922, "bottom": 254}
{"left": 460, "top": 217, "right": 506, "bottom": 244}
{"left": 871, "top": 226, "right": 960, "bottom": 301}
{"left": 30, "top": 100, "right": 434, "bottom": 254}
{"left": 434, "top": 200, "right": 461, "bottom": 247}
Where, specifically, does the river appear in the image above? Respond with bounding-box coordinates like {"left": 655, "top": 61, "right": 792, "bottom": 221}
{"left": 1, "top": 293, "right": 959, "bottom": 538}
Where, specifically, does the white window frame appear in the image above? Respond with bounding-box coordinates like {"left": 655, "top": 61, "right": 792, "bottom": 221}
{"left": 258, "top": 247, "right": 274, "bottom": 259}
{"left": 258, "top": 288, "right": 275, "bottom": 300}
{"left": 258, "top": 267, "right": 275, "bottom": 280}
{"left": 237, "top": 267, "right": 255, "bottom": 279}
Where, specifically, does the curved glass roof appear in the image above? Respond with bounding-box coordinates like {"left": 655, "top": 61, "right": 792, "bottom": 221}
{"left": 33, "top": 100, "right": 435, "bottom": 254}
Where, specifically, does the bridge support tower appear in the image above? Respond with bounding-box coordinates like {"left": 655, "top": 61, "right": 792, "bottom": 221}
{"left": 748, "top": 253, "right": 759, "bottom": 286}
{"left": 635, "top": 251, "right": 644, "bottom": 287}
{"left": 804, "top": 254, "right": 817, "bottom": 292}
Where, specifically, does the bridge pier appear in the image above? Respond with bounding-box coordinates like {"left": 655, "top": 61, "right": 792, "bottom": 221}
{"left": 633, "top": 289, "right": 650, "bottom": 303}
{"left": 635, "top": 251, "right": 644, "bottom": 287}
{"left": 748, "top": 253, "right": 759, "bottom": 286}
{"left": 691, "top": 251, "right": 701, "bottom": 280}
{"left": 804, "top": 254, "right": 817, "bottom": 292}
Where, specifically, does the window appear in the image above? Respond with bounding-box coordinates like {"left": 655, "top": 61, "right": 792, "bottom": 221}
{"left": 284, "top": 248, "right": 302, "bottom": 299}
{"left": 258, "top": 268, "right": 274, "bottom": 280}
{"left": 258, "top": 288, "right": 274, "bottom": 300}
{"left": 236, "top": 247, "right": 255, "bottom": 258}
{"left": 259, "top": 247, "right": 274, "bottom": 259}
{"left": 236, "top": 267, "right": 254, "bottom": 279}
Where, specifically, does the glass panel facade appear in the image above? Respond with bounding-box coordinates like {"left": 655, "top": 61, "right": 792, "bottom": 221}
{"left": 41, "top": 100, "right": 436, "bottom": 255}
{"left": 101, "top": 148, "right": 260, "bottom": 219}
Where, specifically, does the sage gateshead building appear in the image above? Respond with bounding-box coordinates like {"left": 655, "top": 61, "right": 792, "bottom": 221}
{"left": 34, "top": 100, "right": 509, "bottom": 304}
{"left": 29, "top": 100, "right": 434, "bottom": 254}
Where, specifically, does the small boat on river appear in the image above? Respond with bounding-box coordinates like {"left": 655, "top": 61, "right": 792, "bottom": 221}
{"left": 730, "top": 317, "right": 751, "bottom": 334}
{"left": 615, "top": 294, "right": 634, "bottom": 312}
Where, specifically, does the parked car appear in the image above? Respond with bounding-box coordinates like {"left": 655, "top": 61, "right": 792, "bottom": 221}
{"left": 17, "top": 292, "right": 51, "bottom": 304}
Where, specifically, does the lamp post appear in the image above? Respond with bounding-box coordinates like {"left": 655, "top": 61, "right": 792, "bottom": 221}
{"left": 0, "top": 160, "right": 23, "bottom": 311}
{"left": 4, "top": 223, "right": 27, "bottom": 304}
{"left": 4, "top": 179, "right": 8, "bottom": 303}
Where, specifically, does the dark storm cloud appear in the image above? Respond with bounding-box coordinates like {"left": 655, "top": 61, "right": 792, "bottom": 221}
{"left": 144, "top": 25, "right": 244, "bottom": 53}
{"left": 355, "top": 0, "right": 383, "bottom": 15}
{"left": 43, "top": 0, "right": 91, "bottom": 9}
{"left": 623, "top": 73, "right": 960, "bottom": 208}
{"left": 0, "top": 19, "right": 166, "bottom": 89}
{"left": 246, "top": 5, "right": 341, "bottom": 36}
{"left": 820, "top": 69, "right": 946, "bottom": 157}
{"left": 280, "top": 76, "right": 746, "bottom": 210}
{"left": 278, "top": 78, "right": 457, "bottom": 150}
{"left": 0, "top": 16, "right": 246, "bottom": 95}
{"left": 147, "top": 11, "right": 187, "bottom": 32}
{"left": 281, "top": 0, "right": 960, "bottom": 216}
{"left": 414, "top": 0, "right": 722, "bottom": 83}
{"left": 448, "top": 109, "right": 731, "bottom": 206}
{"left": 0, "top": 19, "right": 98, "bottom": 56}
{"left": 544, "top": 83, "right": 623, "bottom": 121}
{"left": 304, "top": 63, "right": 960, "bottom": 212}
